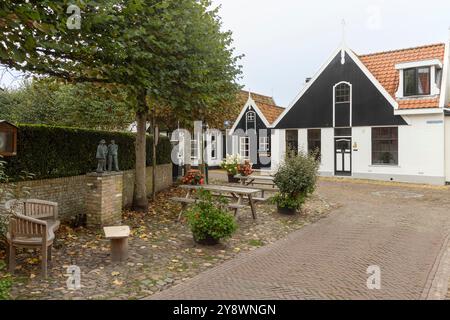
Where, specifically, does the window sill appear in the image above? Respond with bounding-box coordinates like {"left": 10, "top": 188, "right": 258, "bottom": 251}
{"left": 397, "top": 94, "right": 436, "bottom": 100}
{"left": 369, "top": 164, "right": 400, "bottom": 168}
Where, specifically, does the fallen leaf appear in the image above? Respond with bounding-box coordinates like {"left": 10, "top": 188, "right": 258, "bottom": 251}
{"left": 113, "top": 279, "right": 123, "bottom": 286}
{"left": 111, "top": 271, "right": 120, "bottom": 276}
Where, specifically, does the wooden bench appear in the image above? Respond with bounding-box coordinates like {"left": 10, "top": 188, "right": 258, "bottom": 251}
{"left": 104, "top": 226, "right": 130, "bottom": 262}
{"left": 5, "top": 199, "right": 60, "bottom": 278}
{"left": 5, "top": 199, "right": 60, "bottom": 233}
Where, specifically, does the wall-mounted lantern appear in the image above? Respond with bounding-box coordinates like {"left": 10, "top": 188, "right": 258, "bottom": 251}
{"left": 0, "top": 120, "right": 18, "bottom": 157}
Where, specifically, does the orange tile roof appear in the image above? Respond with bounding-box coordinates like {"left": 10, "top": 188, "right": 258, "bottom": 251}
{"left": 238, "top": 90, "right": 285, "bottom": 125}
{"left": 258, "top": 102, "right": 285, "bottom": 124}
{"left": 240, "top": 90, "right": 276, "bottom": 106}
{"left": 398, "top": 98, "right": 440, "bottom": 109}
{"left": 358, "top": 43, "right": 445, "bottom": 109}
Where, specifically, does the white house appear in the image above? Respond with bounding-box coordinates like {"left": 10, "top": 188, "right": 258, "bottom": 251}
{"left": 270, "top": 40, "right": 450, "bottom": 185}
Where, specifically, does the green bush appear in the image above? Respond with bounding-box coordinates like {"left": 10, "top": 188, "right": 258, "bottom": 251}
{"left": 4, "top": 124, "right": 172, "bottom": 181}
{"left": 186, "top": 190, "right": 237, "bottom": 244}
{"left": 272, "top": 151, "right": 319, "bottom": 210}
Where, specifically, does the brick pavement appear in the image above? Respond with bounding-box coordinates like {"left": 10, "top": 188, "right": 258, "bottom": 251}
{"left": 149, "top": 180, "right": 450, "bottom": 300}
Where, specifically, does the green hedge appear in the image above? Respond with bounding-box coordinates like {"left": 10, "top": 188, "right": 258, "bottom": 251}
{"left": 4, "top": 124, "right": 172, "bottom": 181}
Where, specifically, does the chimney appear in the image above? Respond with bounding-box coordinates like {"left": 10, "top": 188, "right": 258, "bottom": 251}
{"left": 305, "top": 77, "right": 312, "bottom": 83}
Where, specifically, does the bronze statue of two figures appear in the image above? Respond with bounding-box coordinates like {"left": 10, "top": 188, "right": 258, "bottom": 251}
{"left": 96, "top": 140, "right": 120, "bottom": 173}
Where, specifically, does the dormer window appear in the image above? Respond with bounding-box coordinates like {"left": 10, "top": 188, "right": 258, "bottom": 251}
{"left": 395, "top": 59, "right": 442, "bottom": 98}
{"left": 404, "top": 67, "right": 430, "bottom": 96}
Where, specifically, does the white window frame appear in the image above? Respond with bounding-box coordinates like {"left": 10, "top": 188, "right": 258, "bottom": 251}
{"left": 210, "top": 134, "right": 218, "bottom": 160}
{"left": 333, "top": 81, "right": 352, "bottom": 128}
{"left": 190, "top": 138, "right": 198, "bottom": 160}
{"left": 246, "top": 111, "right": 256, "bottom": 131}
{"left": 259, "top": 136, "right": 269, "bottom": 152}
{"left": 239, "top": 136, "right": 250, "bottom": 159}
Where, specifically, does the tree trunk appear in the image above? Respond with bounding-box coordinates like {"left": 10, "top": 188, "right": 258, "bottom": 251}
{"left": 133, "top": 107, "right": 149, "bottom": 212}
{"left": 151, "top": 108, "right": 157, "bottom": 202}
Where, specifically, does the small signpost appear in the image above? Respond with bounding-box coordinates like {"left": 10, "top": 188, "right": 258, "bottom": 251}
{"left": 0, "top": 120, "right": 18, "bottom": 157}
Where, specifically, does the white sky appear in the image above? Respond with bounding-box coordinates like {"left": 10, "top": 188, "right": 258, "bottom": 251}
{"left": 211, "top": 0, "right": 450, "bottom": 106}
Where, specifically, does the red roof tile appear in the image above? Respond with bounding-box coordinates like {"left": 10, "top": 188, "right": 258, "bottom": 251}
{"left": 358, "top": 43, "right": 445, "bottom": 109}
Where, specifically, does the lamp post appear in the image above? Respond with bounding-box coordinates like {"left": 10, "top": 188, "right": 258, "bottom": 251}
{"left": 200, "top": 121, "right": 209, "bottom": 184}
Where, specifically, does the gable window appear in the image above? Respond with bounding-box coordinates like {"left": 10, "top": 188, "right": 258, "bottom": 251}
{"left": 372, "top": 127, "right": 398, "bottom": 165}
{"left": 335, "top": 83, "right": 350, "bottom": 103}
{"left": 404, "top": 67, "right": 430, "bottom": 96}
{"left": 334, "top": 82, "right": 351, "bottom": 127}
{"left": 246, "top": 111, "right": 256, "bottom": 130}
{"left": 307, "top": 129, "right": 321, "bottom": 160}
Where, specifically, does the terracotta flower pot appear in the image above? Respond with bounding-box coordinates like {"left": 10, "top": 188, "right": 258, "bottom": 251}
{"left": 227, "top": 174, "right": 239, "bottom": 183}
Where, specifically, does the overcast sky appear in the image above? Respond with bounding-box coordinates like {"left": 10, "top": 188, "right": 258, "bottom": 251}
{"left": 211, "top": 0, "right": 450, "bottom": 107}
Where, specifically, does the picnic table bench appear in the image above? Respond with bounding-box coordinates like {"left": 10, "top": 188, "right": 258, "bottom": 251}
{"left": 172, "top": 185, "right": 261, "bottom": 221}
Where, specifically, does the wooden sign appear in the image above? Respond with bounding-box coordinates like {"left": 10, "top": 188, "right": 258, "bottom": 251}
{"left": 0, "top": 120, "right": 18, "bottom": 156}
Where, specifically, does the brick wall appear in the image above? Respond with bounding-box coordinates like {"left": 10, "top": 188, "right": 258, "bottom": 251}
{"left": 1, "top": 164, "right": 172, "bottom": 222}
{"left": 122, "top": 164, "right": 173, "bottom": 208}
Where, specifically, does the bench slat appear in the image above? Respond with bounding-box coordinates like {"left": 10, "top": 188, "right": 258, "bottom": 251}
{"left": 171, "top": 197, "right": 197, "bottom": 204}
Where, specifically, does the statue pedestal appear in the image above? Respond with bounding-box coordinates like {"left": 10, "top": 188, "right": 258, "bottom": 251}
{"left": 85, "top": 172, "right": 123, "bottom": 229}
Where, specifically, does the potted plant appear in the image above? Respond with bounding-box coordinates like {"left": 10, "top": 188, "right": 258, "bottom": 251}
{"left": 182, "top": 169, "right": 205, "bottom": 185}
{"left": 271, "top": 151, "right": 319, "bottom": 215}
{"left": 186, "top": 190, "right": 237, "bottom": 245}
{"left": 237, "top": 160, "right": 253, "bottom": 177}
{"left": 220, "top": 154, "right": 242, "bottom": 183}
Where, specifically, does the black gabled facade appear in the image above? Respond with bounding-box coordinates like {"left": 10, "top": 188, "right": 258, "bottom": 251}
{"left": 232, "top": 105, "right": 272, "bottom": 169}
{"left": 275, "top": 52, "right": 407, "bottom": 129}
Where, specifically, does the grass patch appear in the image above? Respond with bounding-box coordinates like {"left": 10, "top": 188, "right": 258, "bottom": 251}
{"left": 248, "top": 239, "right": 263, "bottom": 247}
{"left": 0, "top": 260, "right": 12, "bottom": 300}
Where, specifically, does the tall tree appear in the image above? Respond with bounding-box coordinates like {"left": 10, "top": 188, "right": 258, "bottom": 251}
{"left": 0, "top": 79, "right": 135, "bottom": 130}
{"left": 0, "top": 0, "right": 241, "bottom": 211}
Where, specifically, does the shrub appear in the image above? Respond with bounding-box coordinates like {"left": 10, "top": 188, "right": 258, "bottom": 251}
{"left": 220, "top": 154, "right": 243, "bottom": 176}
{"left": 182, "top": 170, "right": 205, "bottom": 185}
{"left": 272, "top": 151, "right": 319, "bottom": 210}
{"left": 0, "top": 260, "right": 12, "bottom": 300}
{"left": 186, "top": 190, "right": 237, "bottom": 244}
{"left": 4, "top": 124, "right": 171, "bottom": 181}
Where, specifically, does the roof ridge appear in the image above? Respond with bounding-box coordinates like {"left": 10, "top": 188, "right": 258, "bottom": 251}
{"left": 358, "top": 43, "right": 445, "bottom": 58}
{"left": 241, "top": 89, "right": 274, "bottom": 100}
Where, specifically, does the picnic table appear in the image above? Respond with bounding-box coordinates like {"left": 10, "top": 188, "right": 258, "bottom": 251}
{"left": 173, "top": 185, "right": 261, "bottom": 221}
{"left": 234, "top": 175, "right": 278, "bottom": 197}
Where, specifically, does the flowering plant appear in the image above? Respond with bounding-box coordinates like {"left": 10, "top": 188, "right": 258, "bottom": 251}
{"left": 182, "top": 170, "right": 205, "bottom": 185}
{"left": 220, "top": 154, "right": 243, "bottom": 176}
{"left": 237, "top": 160, "right": 253, "bottom": 176}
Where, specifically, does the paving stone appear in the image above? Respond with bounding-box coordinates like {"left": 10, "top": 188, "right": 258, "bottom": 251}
{"left": 1, "top": 184, "right": 331, "bottom": 300}
{"left": 150, "top": 180, "right": 450, "bottom": 300}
